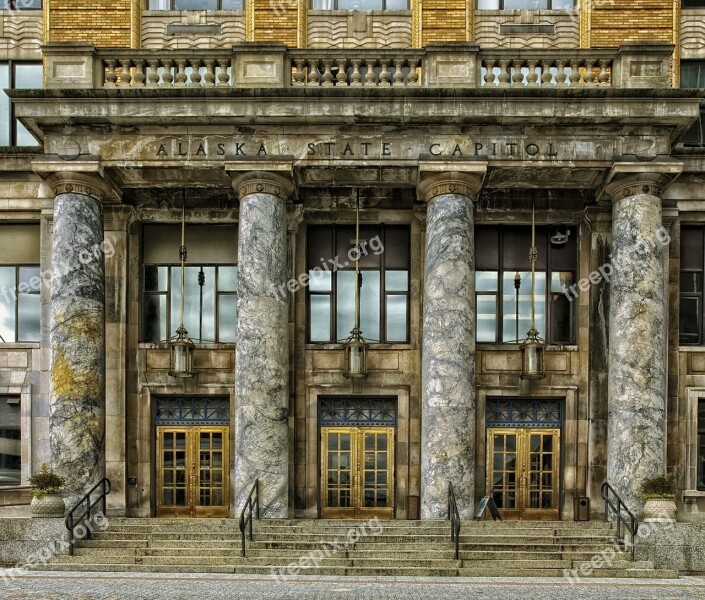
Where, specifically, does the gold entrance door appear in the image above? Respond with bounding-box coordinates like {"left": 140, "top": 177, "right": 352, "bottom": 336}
{"left": 486, "top": 428, "right": 560, "bottom": 520}
{"left": 156, "top": 426, "right": 229, "bottom": 518}
{"left": 321, "top": 427, "right": 394, "bottom": 519}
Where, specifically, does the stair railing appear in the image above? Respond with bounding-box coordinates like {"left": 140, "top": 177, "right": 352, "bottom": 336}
{"left": 239, "top": 479, "right": 260, "bottom": 557}
{"left": 65, "top": 478, "right": 111, "bottom": 556}
{"left": 601, "top": 481, "right": 638, "bottom": 561}
{"left": 448, "top": 482, "right": 460, "bottom": 560}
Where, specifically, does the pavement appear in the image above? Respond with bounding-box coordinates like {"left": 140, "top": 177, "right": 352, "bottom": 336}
{"left": 1, "top": 572, "right": 705, "bottom": 600}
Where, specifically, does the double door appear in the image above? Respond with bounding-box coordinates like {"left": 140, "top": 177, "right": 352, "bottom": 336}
{"left": 321, "top": 427, "right": 394, "bottom": 519}
{"left": 486, "top": 427, "right": 560, "bottom": 520}
{"left": 156, "top": 426, "right": 229, "bottom": 517}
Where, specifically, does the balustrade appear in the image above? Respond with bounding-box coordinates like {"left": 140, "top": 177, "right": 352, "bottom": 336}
{"left": 480, "top": 54, "right": 614, "bottom": 87}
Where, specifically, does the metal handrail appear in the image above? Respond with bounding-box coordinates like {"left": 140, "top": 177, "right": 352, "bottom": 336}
{"left": 448, "top": 483, "right": 460, "bottom": 560}
{"left": 601, "top": 481, "right": 638, "bottom": 561}
{"left": 65, "top": 478, "right": 111, "bottom": 556}
{"left": 239, "top": 479, "right": 260, "bottom": 557}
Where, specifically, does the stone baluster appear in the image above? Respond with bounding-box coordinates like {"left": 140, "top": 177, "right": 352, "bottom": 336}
{"left": 511, "top": 60, "right": 525, "bottom": 87}
{"left": 364, "top": 59, "right": 377, "bottom": 86}
{"left": 321, "top": 60, "right": 335, "bottom": 87}
{"left": 189, "top": 59, "right": 202, "bottom": 87}
{"left": 568, "top": 60, "right": 581, "bottom": 86}
{"left": 526, "top": 59, "right": 539, "bottom": 87}
{"left": 46, "top": 172, "right": 114, "bottom": 509}
{"left": 119, "top": 58, "right": 132, "bottom": 87}
{"left": 408, "top": 59, "right": 420, "bottom": 86}
{"left": 231, "top": 171, "right": 296, "bottom": 518}
{"left": 392, "top": 58, "right": 405, "bottom": 87}
{"left": 603, "top": 170, "right": 677, "bottom": 513}
{"left": 555, "top": 60, "right": 567, "bottom": 85}
{"left": 583, "top": 59, "right": 596, "bottom": 86}
{"left": 175, "top": 60, "right": 188, "bottom": 87}
{"left": 104, "top": 59, "right": 118, "bottom": 88}
{"left": 292, "top": 60, "right": 305, "bottom": 86}
{"left": 418, "top": 169, "right": 485, "bottom": 519}
{"left": 203, "top": 60, "right": 216, "bottom": 87}
{"left": 599, "top": 60, "right": 611, "bottom": 85}
{"left": 307, "top": 59, "right": 321, "bottom": 86}
{"left": 483, "top": 60, "right": 496, "bottom": 87}
{"left": 146, "top": 60, "right": 161, "bottom": 87}
{"left": 217, "top": 59, "right": 230, "bottom": 86}
{"left": 541, "top": 61, "right": 553, "bottom": 86}
{"left": 132, "top": 59, "right": 146, "bottom": 87}
{"left": 162, "top": 59, "right": 174, "bottom": 86}
{"left": 350, "top": 59, "right": 362, "bottom": 87}
{"left": 336, "top": 59, "right": 348, "bottom": 87}
{"left": 498, "top": 60, "right": 510, "bottom": 87}
{"left": 379, "top": 59, "right": 391, "bottom": 87}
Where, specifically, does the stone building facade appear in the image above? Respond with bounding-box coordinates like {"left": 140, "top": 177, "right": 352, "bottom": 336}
{"left": 0, "top": 0, "right": 704, "bottom": 525}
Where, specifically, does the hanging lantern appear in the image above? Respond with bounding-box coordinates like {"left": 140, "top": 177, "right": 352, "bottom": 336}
{"left": 344, "top": 328, "right": 369, "bottom": 379}
{"left": 343, "top": 190, "right": 369, "bottom": 380}
{"left": 168, "top": 201, "right": 195, "bottom": 379}
{"left": 519, "top": 202, "right": 546, "bottom": 380}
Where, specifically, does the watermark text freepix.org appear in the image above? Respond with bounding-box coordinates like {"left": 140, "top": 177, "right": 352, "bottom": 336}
{"left": 270, "top": 235, "right": 384, "bottom": 301}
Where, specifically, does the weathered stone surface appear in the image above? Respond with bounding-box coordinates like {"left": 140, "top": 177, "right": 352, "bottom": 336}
{"left": 49, "top": 192, "right": 105, "bottom": 509}
{"left": 420, "top": 189, "right": 477, "bottom": 519}
{"left": 607, "top": 193, "right": 666, "bottom": 513}
{"left": 234, "top": 185, "right": 289, "bottom": 518}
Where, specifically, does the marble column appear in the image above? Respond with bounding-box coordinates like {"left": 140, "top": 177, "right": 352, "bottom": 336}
{"left": 232, "top": 172, "right": 294, "bottom": 518}
{"left": 605, "top": 175, "right": 670, "bottom": 513}
{"left": 419, "top": 171, "right": 483, "bottom": 519}
{"left": 48, "top": 173, "right": 110, "bottom": 509}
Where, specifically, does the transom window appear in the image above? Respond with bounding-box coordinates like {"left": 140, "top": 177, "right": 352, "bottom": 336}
{"left": 147, "top": 0, "right": 242, "bottom": 9}
{"left": 0, "top": 62, "right": 42, "bottom": 147}
{"left": 311, "top": 0, "right": 407, "bottom": 8}
{"left": 477, "top": 0, "right": 573, "bottom": 8}
{"left": 0, "top": 396, "right": 20, "bottom": 486}
{"left": 0, "top": 225, "right": 41, "bottom": 343}
{"left": 307, "top": 225, "right": 410, "bottom": 344}
{"left": 476, "top": 225, "right": 576, "bottom": 345}
{"left": 141, "top": 225, "right": 238, "bottom": 344}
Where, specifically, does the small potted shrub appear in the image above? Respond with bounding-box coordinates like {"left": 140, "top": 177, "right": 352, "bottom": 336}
{"left": 640, "top": 474, "right": 677, "bottom": 523}
{"left": 28, "top": 464, "right": 67, "bottom": 518}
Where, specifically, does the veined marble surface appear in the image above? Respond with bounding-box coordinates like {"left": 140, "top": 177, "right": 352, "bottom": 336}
{"left": 607, "top": 193, "right": 666, "bottom": 513}
{"left": 49, "top": 192, "right": 106, "bottom": 508}
{"left": 421, "top": 193, "right": 476, "bottom": 519}
{"left": 234, "top": 192, "right": 289, "bottom": 518}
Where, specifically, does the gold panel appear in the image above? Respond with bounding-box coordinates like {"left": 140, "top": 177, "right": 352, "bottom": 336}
{"left": 156, "top": 426, "right": 229, "bottom": 518}
{"left": 367, "top": 351, "right": 400, "bottom": 372}
{"left": 482, "top": 351, "right": 522, "bottom": 373}
{"left": 689, "top": 353, "right": 705, "bottom": 374}
{"left": 0, "top": 224, "right": 40, "bottom": 264}
{"left": 321, "top": 427, "right": 394, "bottom": 519}
{"left": 486, "top": 427, "right": 560, "bottom": 521}
{"left": 544, "top": 353, "right": 570, "bottom": 373}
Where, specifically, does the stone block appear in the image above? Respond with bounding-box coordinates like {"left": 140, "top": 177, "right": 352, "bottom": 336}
{"left": 42, "top": 43, "right": 98, "bottom": 89}
{"left": 424, "top": 43, "right": 479, "bottom": 88}
{"left": 232, "top": 44, "right": 287, "bottom": 88}
{"left": 614, "top": 42, "right": 674, "bottom": 89}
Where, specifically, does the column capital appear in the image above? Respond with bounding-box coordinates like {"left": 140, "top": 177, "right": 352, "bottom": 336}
{"left": 417, "top": 163, "right": 486, "bottom": 203}
{"left": 230, "top": 170, "right": 296, "bottom": 202}
{"left": 598, "top": 162, "right": 683, "bottom": 203}
{"left": 33, "top": 159, "right": 121, "bottom": 202}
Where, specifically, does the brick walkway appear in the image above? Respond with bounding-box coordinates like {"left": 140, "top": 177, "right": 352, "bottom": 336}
{"left": 1, "top": 572, "right": 705, "bottom": 599}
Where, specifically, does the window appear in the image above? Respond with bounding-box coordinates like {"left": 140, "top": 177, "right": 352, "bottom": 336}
{"left": 0, "top": 396, "right": 21, "bottom": 486}
{"left": 147, "top": 0, "right": 242, "bottom": 8}
{"left": 1, "top": 0, "right": 42, "bottom": 7}
{"left": 311, "top": 0, "right": 407, "bottom": 8}
{"left": 683, "top": 0, "right": 705, "bottom": 7}
{"left": 682, "top": 61, "right": 705, "bottom": 89}
{"left": 476, "top": 225, "right": 576, "bottom": 345}
{"left": 680, "top": 227, "right": 705, "bottom": 345}
{"left": 141, "top": 225, "right": 238, "bottom": 343}
{"left": 477, "top": 0, "right": 573, "bottom": 8}
{"left": 0, "top": 225, "right": 41, "bottom": 343}
{"left": 699, "top": 400, "right": 705, "bottom": 490}
{"left": 307, "top": 225, "right": 409, "bottom": 343}
{"left": 0, "top": 62, "right": 42, "bottom": 147}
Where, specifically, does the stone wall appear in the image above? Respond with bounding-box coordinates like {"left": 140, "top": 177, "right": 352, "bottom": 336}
{"left": 307, "top": 10, "right": 412, "bottom": 48}
{"left": 637, "top": 523, "right": 705, "bottom": 573}
{"left": 0, "top": 517, "right": 66, "bottom": 566}
{"left": 0, "top": 11, "right": 42, "bottom": 61}
{"left": 141, "top": 11, "right": 246, "bottom": 49}
{"left": 681, "top": 9, "right": 705, "bottom": 61}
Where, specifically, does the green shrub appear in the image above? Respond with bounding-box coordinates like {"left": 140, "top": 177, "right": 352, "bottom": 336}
{"left": 640, "top": 475, "right": 676, "bottom": 499}
{"left": 28, "top": 464, "right": 66, "bottom": 500}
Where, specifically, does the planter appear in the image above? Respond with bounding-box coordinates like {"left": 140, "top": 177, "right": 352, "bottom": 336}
{"left": 642, "top": 497, "right": 677, "bottom": 523}
{"left": 30, "top": 493, "right": 66, "bottom": 518}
